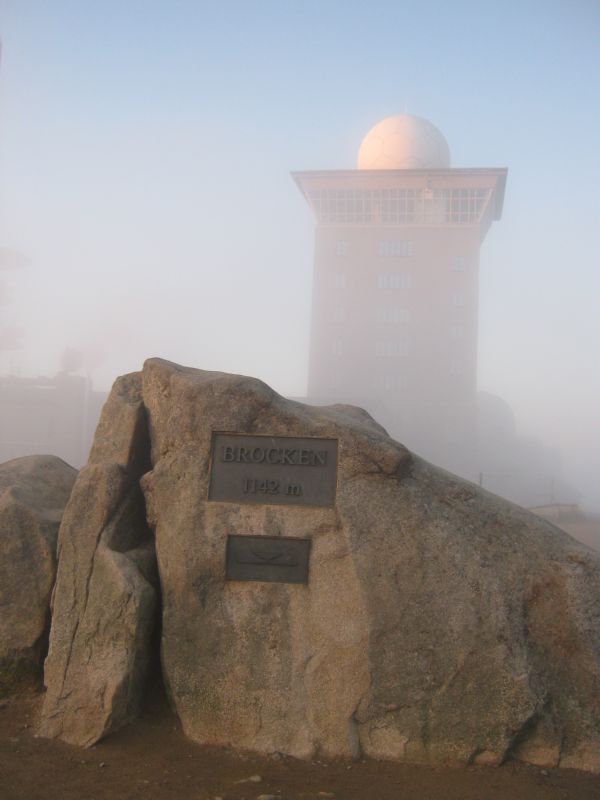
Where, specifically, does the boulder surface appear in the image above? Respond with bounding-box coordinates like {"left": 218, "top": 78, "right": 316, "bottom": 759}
{"left": 38, "top": 373, "right": 157, "bottom": 746}
{"left": 0, "top": 455, "right": 77, "bottom": 694}
{"left": 40, "top": 359, "right": 600, "bottom": 771}
{"left": 140, "top": 359, "right": 600, "bottom": 772}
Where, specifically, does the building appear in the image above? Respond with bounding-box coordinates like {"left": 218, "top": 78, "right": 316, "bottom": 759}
{"left": 0, "top": 372, "right": 106, "bottom": 469}
{"left": 293, "top": 115, "right": 507, "bottom": 479}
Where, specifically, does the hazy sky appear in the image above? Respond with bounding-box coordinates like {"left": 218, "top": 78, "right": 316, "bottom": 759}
{"left": 1, "top": 1, "right": 599, "bottom": 507}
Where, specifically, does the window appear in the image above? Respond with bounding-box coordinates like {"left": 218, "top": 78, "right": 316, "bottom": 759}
{"left": 331, "top": 340, "right": 343, "bottom": 356}
{"left": 451, "top": 290, "right": 464, "bottom": 306}
{"left": 375, "top": 341, "right": 408, "bottom": 357}
{"left": 450, "top": 359, "right": 464, "bottom": 375}
{"left": 378, "top": 240, "right": 413, "bottom": 257}
{"left": 377, "top": 273, "right": 411, "bottom": 289}
{"left": 450, "top": 324, "right": 463, "bottom": 339}
{"left": 336, "top": 240, "right": 348, "bottom": 257}
{"left": 334, "top": 273, "right": 346, "bottom": 289}
{"left": 452, "top": 255, "right": 466, "bottom": 271}
{"left": 333, "top": 306, "right": 345, "bottom": 322}
{"left": 377, "top": 307, "right": 411, "bottom": 324}
{"left": 380, "top": 374, "right": 405, "bottom": 392}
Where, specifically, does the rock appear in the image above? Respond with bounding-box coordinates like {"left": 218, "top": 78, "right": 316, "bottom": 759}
{"left": 0, "top": 455, "right": 76, "bottom": 694}
{"left": 38, "top": 373, "right": 157, "bottom": 746}
{"left": 138, "top": 359, "right": 600, "bottom": 772}
{"left": 35, "top": 358, "right": 600, "bottom": 772}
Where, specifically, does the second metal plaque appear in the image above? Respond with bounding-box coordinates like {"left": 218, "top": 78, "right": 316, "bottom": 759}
{"left": 226, "top": 534, "right": 311, "bottom": 584}
{"left": 208, "top": 433, "right": 338, "bottom": 507}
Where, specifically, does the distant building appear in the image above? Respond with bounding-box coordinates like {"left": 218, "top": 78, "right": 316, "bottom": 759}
{"left": 293, "top": 115, "right": 507, "bottom": 479}
{"left": 476, "top": 391, "right": 579, "bottom": 507}
{"left": 0, "top": 372, "right": 106, "bottom": 469}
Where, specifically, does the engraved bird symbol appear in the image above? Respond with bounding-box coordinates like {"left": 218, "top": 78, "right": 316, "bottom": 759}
{"left": 236, "top": 544, "right": 299, "bottom": 566}
{"left": 250, "top": 545, "right": 290, "bottom": 563}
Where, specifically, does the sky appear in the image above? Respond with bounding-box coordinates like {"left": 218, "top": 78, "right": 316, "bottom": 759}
{"left": 1, "top": 1, "right": 599, "bottom": 507}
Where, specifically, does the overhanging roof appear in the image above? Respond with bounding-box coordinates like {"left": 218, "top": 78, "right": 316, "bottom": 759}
{"left": 292, "top": 167, "right": 508, "bottom": 221}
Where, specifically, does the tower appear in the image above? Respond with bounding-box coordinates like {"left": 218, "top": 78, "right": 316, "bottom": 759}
{"left": 293, "top": 115, "right": 507, "bottom": 479}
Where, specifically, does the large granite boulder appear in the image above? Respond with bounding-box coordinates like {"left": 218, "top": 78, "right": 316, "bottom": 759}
{"left": 39, "top": 359, "right": 600, "bottom": 772}
{"left": 38, "top": 373, "right": 157, "bottom": 746}
{"left": 140, "top": 360, "right": 600, "bottom": 771}
{"left": 0, "top": 455, "right": 77, "bottom": 695}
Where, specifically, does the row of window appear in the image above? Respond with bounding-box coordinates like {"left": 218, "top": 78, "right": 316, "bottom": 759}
{"left": 372, "top": 359, "right": 466, "bottom": 384}
{"left": 376, "top": 307, "right": 411, "bottom": 324}
{"left": 375, "top": 341, "right": 409, "bottom": 357}
{"left": 377, "top": 272, "right": 412, "bottom": 289}
{"left": 378, "top": 239, "right": 413, "bottom": 257}
{"left": 336, "top": 242, "right": 466, "bottom": 273}
{"left": 331, "top": 308, "right": 465, "bottom": 334}
{"left": 328, "top": 363, "right": 466, "bottom": 391}
{"left": 330, "top": 341, "right": 466, "bottom": 361}
{"left": 331, "top": 374, "right": 407, "bottom": 392}
{"left": 333, "top": 272, "right": 466, "bottom": 304}
{"left": 376, "top": 363, "right": 466, "bottom": 387}
{"left": 335, "top": 307, "right": 405, "bottom": 324}
{"left": 311, "top": 187, "right": 490, "bottom": 225}
{"left": 337, "top": 239, "right": 414, "bottom": 257}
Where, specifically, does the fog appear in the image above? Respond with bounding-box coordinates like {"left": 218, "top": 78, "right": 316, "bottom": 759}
{"left": 1, "top": 3, "right": 599, "bottom": 510}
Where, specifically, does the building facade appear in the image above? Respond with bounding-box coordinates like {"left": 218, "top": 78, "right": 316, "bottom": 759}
{"left": 0, "top": 372, "right": 106, "bottom": 469}
{"left": 293, "top": 115, "right": 507, "bottom": 479}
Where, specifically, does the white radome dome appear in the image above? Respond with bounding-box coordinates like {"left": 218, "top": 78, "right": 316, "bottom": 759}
{"left": 358, "top": 115, "right": 450, "bottom": 170}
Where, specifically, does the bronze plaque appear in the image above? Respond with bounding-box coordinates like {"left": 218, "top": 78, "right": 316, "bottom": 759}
{"left": 208, "top": 433, "right": 338, "bottom": 507}
{"left": 226, "top": 534, "right": 311, "bottom": 584}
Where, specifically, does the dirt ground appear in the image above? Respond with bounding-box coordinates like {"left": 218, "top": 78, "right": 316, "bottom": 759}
{"left": 1, "top": 687, "right": 599, "bottom": 800}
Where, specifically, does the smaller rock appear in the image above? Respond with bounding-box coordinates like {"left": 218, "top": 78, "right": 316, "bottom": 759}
{"left": 318, "top": 793, "right": 335, "bottom": 798}
{"left": 38, "top": 374, "right": 158, "bottom": 748}
{"left": 257, "top": 795, "right": 279, "bottom": 800}
{"left": 0, "top": 455, "right": 77, "bottom": 694}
